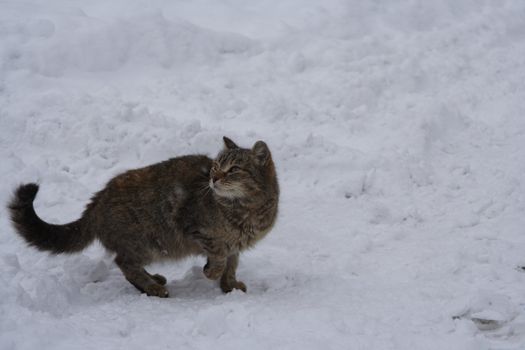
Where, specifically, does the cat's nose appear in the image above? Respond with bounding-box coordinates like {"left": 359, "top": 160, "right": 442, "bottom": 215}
{"left": 212, "top": 173, "right": 224, "bottom": 183}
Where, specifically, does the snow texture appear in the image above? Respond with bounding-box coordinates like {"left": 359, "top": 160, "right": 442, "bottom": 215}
{"left": 1, "top": 1, "right": 525, "bottom": 349}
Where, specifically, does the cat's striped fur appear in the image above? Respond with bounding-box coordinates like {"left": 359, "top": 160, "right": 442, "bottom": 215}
{"left": 8, "top": 137, "right": 279, "bottom": 297}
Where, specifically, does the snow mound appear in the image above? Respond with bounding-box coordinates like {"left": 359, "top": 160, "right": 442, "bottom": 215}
{"left": 1, "top": 7, "right": 256, "bottom": 76}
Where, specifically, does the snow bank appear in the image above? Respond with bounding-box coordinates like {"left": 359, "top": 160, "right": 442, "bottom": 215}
{"left": 0, "top": 5, "right": 255, "bottom": 76}
{"left": 1, "top": 0, "right": 525, "bottom": 349}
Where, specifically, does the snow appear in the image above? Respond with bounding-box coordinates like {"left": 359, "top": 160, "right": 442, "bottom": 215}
{"left": 1, "top": 0, "right": 525, "bottom": 349}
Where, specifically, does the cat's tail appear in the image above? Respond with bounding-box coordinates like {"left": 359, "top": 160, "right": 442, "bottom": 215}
{"left": 8, "top": 183, "right": 95, "bottom": 254}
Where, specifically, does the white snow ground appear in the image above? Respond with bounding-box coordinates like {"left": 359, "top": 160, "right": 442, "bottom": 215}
{"left": 1, "top": 0, "right": 525, "bottom": 349}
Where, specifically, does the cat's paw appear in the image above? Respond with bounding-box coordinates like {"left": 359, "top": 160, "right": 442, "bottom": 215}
{"left": 203, "top": 263, "right": 225, "bottom": 280}
{"left": 144, "top": 284, "right": 169, "bottom": 298}
{"left": 220, "top": 280, "right": 247, "bottom": 293}
{"left": 151, "top": 274, "right": 167, "bottom": 285}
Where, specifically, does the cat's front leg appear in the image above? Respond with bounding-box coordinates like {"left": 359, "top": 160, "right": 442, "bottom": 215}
{"left": 203, "top": 255, "right": 227, "bottom": 280}
{"left": 220, "top": 253, "right": 247, "bottom": 293}
{"left": 190, "top": 232, "right": 228, "bottom": 280}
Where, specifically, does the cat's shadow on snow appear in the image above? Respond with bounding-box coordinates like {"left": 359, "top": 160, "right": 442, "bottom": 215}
{"left": 84, "top": 260, "right": 271, "bottom": 302}
{"left": 164, "top": 265, "right": 222, "bottom": 299}
{"left": 164, "top": 265, "right": 269, "bottom": 300}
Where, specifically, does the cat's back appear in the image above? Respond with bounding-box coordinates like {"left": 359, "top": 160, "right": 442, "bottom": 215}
{"left": 86, "top": 155, "right": 212, "bottom": 216}
{"left": 108, "top": 155, "right": 212, "bottom": 190}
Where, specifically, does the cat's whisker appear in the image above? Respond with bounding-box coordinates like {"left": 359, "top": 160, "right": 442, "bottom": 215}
{"left": 195, "top": 183, "right": 213, "bottom": 200}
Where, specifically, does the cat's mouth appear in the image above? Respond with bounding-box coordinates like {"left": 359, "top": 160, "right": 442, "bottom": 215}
{"left": 209, "top": 179, "right": 244, "bottom": 199}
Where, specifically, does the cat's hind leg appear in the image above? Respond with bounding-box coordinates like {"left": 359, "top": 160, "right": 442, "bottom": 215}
{"left": 145, "top": 271, "right": 167, "bottom": 285}
{"left": 115, "top": 255, "right": 169, "bottom": 297}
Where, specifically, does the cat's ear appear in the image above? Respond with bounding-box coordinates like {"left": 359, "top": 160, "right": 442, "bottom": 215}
{"left": 252, "top": 141, "right": 270, "bottom": 165}
{"left": 223, "top": 136, "right": 239, "bottom": 150}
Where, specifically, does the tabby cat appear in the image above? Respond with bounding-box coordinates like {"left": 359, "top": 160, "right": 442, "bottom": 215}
{"left": 8, "top": 137, "right": 279, "bottom": 297}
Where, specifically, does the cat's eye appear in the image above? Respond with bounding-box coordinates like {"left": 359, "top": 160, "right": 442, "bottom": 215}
{"left": 228, "top": 166, "right": 241, "bottom": 173}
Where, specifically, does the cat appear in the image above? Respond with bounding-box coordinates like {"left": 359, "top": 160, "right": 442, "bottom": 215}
{"left": 8, "top": 137, "right": 279, "bottom": 297}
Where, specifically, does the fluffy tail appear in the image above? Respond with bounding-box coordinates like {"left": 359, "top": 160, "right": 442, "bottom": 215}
{"left": 8, "top": 183, "right": 95, "bottom": 254}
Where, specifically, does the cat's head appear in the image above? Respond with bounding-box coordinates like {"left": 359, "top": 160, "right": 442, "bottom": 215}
{"left": 210, "top": 136, "right": 277, "bottom": 200}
